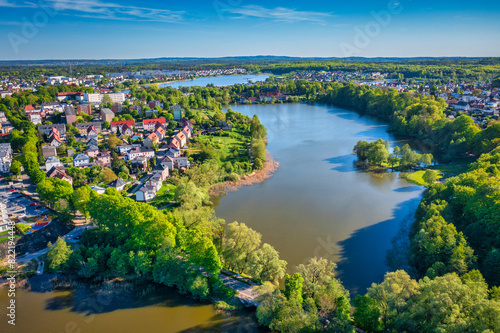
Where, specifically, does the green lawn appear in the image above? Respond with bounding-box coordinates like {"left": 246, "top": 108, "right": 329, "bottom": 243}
{"left": 149, "top": 183, "right": 176, "bottom": 209}
{"left": 0, "top": 234, "right": 20, "bottom": 242}
{"left": 430, "top": 161, "right": 471, "bottom": 176}
{"left": 403, "top": 170, "right": 443, "bottom": 186}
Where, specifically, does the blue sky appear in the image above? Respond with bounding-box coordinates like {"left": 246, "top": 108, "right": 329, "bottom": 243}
{"left": 0, "top": 0, "right": 499, "bottom": 60}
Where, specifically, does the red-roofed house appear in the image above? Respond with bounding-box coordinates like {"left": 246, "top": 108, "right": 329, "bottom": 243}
{"left": 168, "top": 137, "right": 181, "bottom": 149}
{"left": 175, "top": 131, "right": 187, "bottom": 147}
{"left": 143, "top": 118, "right": 166, "bottom": 130}
{"left": 144, "top": 132, "right": 159, "bottom": 148}
{"left": 122, "top": 124, "right": 134, "bottom": 137}
{"left": 155, "top": 126, "right": 166, "bottom": 140}
{"left": 110, "top": 120, "right": 135, "bottom": 132}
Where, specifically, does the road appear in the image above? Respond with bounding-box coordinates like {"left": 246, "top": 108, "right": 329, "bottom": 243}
{"left": 218, "top": 272, "right": 260, "bottom": 306}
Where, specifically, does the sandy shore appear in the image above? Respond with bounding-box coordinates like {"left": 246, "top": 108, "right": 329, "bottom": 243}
{"left": 210, "top": 151, "right": 279, "bottom": 197}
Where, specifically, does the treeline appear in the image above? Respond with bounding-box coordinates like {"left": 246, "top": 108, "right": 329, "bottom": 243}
{"left": 410, "top": 147, "right": 500, "bottom": 286}
{"left": 318, "top": 83, "right": 494, "bottom": 161}
{"left": 3, "top": 58, "right": 500, "bottom": 82}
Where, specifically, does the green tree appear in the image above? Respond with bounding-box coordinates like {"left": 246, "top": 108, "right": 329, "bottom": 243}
{"left": 223, "top": 221, "right": 262, "bottom": 273}
{"left": 296, "top": 257, "right": 337, "bottom": 299}
{"left": 72, "top": 186, "right": 92, "bottom": 222}
{"left": 284, "top": 273, "right": 304, "bottom": 303}
{"left": 129, "top": 251, "right": 152, "bottom": 277}
{"left": 353, "top": 295, "right": 382, "bottom": 332}
{"left": 47, "top": 237, "right": 73, "bottom": 272}
{"left": 422, "top": 170, "right": 438, "bottom": 185}
{"left": 248, "top": 243, "right": 287, "bottom": 284}
{"left": 174, "top": 181, "right": 207, "bottom": 210}
{"left": 10, "top": 160, "right": 21, "bottom": 180}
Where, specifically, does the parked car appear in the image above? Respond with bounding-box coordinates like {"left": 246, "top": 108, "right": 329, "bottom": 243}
{"left": 29, "top": 202, "right": 36, "bottom": 206}
{"left": 8, "top": 189, "right": 15, "bottom": 193}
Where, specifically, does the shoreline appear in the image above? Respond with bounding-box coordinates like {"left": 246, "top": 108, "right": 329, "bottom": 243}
{"left": 209, "top": 150, "right": 279, "bottom": 197}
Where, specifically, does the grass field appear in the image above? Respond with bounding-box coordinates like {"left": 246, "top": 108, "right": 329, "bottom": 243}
{"left": 403, "top": 170, "right": 443, "bottom": 186}
{"left": 430, "top": 161, "right": 471, "bottom": 176}
{"left": 149, "top": 183, "right": 176, "bottom": 209}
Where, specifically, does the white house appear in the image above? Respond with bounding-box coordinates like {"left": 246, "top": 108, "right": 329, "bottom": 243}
{"left": 0, "top": 143, "right": 12, "bottom": 173}
{"left": 45, "top": 156, "right": 63, "bottom": 170}
{"left": 73, "top": 153, "right": 90, "bottom": 167}
{"left": 135, "top": 185, "right": 156, "bottom": 202}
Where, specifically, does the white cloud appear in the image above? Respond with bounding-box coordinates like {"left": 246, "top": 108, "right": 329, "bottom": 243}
{"left": 0, "top": 0, "right": 185, "bottom": 23}
{"left": 224, "top": 5, "right": 334, "bottom": 23}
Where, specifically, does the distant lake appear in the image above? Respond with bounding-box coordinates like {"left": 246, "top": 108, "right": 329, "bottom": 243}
{"left": 157, "top": 74, "right": 270, "bottom": 89}
{"left": 216, "top": 103, "right": 424, "bottom": 295}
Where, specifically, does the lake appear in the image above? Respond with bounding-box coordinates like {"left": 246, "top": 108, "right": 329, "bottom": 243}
{"left": 0, "top": 282, "right": 261, "bottom": 333}
{"left": 215, "top": 103, "right": 424, "bottom": 295}
{"left": 158, "top": 74, "right": 270, "bottom": 89}
{"left": 0, "top": 102, "right": 424, "bottom": 332}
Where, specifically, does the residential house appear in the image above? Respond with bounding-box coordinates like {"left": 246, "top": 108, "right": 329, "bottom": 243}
{"left": 168, "top": 136, "right": 181, "bottom": 149}
{"left": 0, "top": 112, "right": 7, "bottom": 123}
{"left": 87, "top": 125, "right": 98, "bottom": 140}
{"left": 46, "top": 166, "right": 73, "bottom": 185}
{"left": 454, "top": 101, "right": 470, "bottom": 111}
{"left": 73, "top": 153, "right": 90, "bottom": 167}
{"left": 89, "top": 185, "right": 106, "bottom": 195}
{"left": 42, "top": 145, "right": 57, "bottom": 159}
{"left": 161, "top": 156, "right": 174, "bottom": 170}
{"left": 28, "top": 112, "right": 42, "bottom": 125}
{"left": 143, "top": 118, "right": 166, "bottom": 130}
{"left": 108, "top": 178, "right": 127, "bottom": 191}
{"left": 39, "top": 124, "right": 66, "bottom": 136}
{"left": 100, "top": 108, "right": 114, "bottom": 122}
{"left": 181, "top": 126, "right": 192, "bottom": 138}
{"left": 144, "top": 132, "right": 159, "bottom": 148}
{"left": 130, "top": 156, "right": 148, "bottom": 172}
{"left": 153, "top": 163, "right": 169, "bottom": 180}
{"left": 96, "top": 152, "right": 111, "bottom": 168}
{"left": 155, "top": 126, "right": 166, "bottom": 140}
{"left": 117, "top": 144, "right": 141, "bottom": 155}
{"left": 111, "top": 103, "right": 122, "bottom": 114}
{"left": 180, "top": 117, "right": 193, "bottom": 129}
{"left": 175, "top": 131, "right": 187, "bottom": 147}
{"left": 41, "top": 102, "right": 62, "bottom": 114}
{"left": 76, "top": 122, "right": 102, "bottom": 135}
{"left": 110, "top": 120, "right": 135, "bottom": 132}
{"left": 173, "top": 105, "right": 183, "bottom": 120}
{"left": 126, "top": 146, "right": 155, "bottom": 160}
{"left": 77, "top": 104, "right": 92, "bottom": 116}
{"left": 145, "top": 109, "right": 157, "bottom": 118}
{"left": 86, "top": 144, "right": 99, "bottom": 158}
{"left": 122, "top": 124, "right": 134, "bottom": 137}
{"left": 64, "top": 105, "right": 77, "bottom": 125}
{"left": 48, "top": 135, "right": 62, "bottom": 147}
{"left": 0, "top": 143, "right": 12, "bottom": 173}
{"left": 165, "top": 147, "right": 181, "bottom": 158}
{"left": 45, "top": 156, "right": 63, "bottom": 170}
{"left": 135, "top": 185, "right": 156, "bottom": 202}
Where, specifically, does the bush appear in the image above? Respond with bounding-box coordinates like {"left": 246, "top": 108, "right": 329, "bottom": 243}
{"left": 254, "top": 158, "right": 264, "bottom": 170}
{"left": 226, "top": 173, "right": 240, "bottom": 182}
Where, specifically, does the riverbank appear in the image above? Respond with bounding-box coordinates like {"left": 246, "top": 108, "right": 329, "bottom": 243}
{"left": 209, "top": 150, "right": 279, "bottom": 197}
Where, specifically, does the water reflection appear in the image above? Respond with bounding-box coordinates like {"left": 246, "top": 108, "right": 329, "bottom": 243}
{"left": 217, "top": 103, "right": 424, "bottom": 295}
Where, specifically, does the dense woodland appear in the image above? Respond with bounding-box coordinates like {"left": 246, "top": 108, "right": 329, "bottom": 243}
{"left": 2, "top": 71, "right": 500, "bottom": 332}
